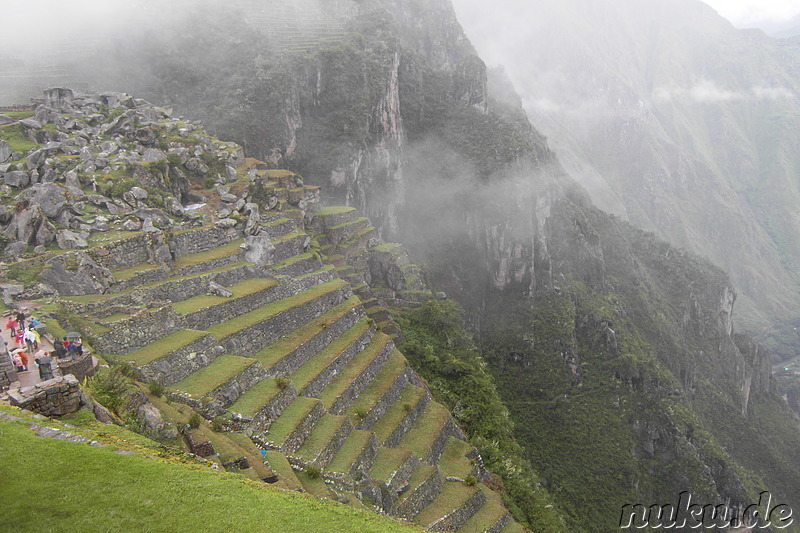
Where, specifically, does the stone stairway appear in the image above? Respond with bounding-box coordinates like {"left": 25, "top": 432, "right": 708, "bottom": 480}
{"left": 53, "top": 168, "right": 523, "bottom": 531}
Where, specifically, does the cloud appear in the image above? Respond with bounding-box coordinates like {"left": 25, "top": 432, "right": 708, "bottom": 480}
{"left": 653, "top": 80, "right": 795, "bottom": 104}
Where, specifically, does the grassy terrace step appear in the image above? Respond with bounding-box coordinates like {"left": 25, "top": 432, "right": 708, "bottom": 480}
{"left": 371, "top": 384, "right": 428, "bottom": 445}
{"left": 169, "top": 355, "right": 256, "bottom": 398}
{"left": 295, "top": 470, "right": 338, "bottom": 500}
{"left": 173, "top": 238, "right": 244, "bottom": 270}
{"left": 173, "top": 278, "right": 279, "bottom": 315}
{"left": 62, "top": 261, "right": 253, "bottom": 306}
{"left": 396, "top": 463, "right": 440, "bottom": 509}
{"left": 326, "top": 429, "right": 375, "bottom": 475}
{"left": 368, "top": 447, "right": 413, "bottom": 483}
{"left": 121, "top": 330, "right": 208, "bottom": 366}
{"left": 292, "top": 318, "right": 372, "bottom": 394}
{"left": 457, "top": 485, "right": 511, "bottom": 533}
{"left": 264, "top": 450, "right": 303, "bottom": 492}
{"left": 414, "top": 482, "right": 482, "bottom": 529}
{"left": 500, "top": 520, "right": 527, "bottom": 533}
{"left": 438, "top": 437, "right": 475, "bottom": 479}
{"left": 344, "top": 350, "right": 408, "bottom": 428}
{"left": 228, "top": 378, "right": 286, "bottom": 418}
{"left": 296, "top": 413, "right": 351, "bottom": 465}
{"left": 207, "top": 279, "right": 348, "bottom": 341}
{"left": 398, "top": 401, "right": 452, "bottom": 463}
{"left": 316, "top": 332, "right": 393, "bottom": 413}
{"left": 253, "top": 296, "right": 362, "bottom": 371}
{"left": 263, "top": 396, "right": 321, "bottom": 449}
{"left": 112, "top": 262, "right": 163, "bottom": 282}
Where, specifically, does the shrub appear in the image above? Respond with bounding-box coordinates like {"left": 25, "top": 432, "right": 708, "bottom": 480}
{"left": 148, "top": 381, "right": 165, "bottom": 398}
{"left": 464, "top": 475, "right": 477, "bottom": 486}
{"left": 211, "top": 418, "right": 225, "bottom": 432}
{"left": 84, "top": 367, "right": 132, "bottom": 415}
{"left": 276, "top": 377, "right": 290, "bottom": 390}
{"left": 353, "top": 407, "right": 368, "bottom": 421}
{"left": 305, "top": 465, "right": 321, "bottom": 479}
{"left": 188, "top": 413, "right": 202, "bottom": 429}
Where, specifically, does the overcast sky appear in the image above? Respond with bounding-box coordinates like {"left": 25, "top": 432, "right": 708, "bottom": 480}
{"left": 702, "top": 0, "right": 800, "bottom": 26}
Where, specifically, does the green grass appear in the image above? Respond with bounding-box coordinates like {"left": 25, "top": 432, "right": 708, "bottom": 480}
{"left": 344, "top": 350, "right": 407, "bottom": 422}
{"left": 370, "top": 243, "right": 402, "bottom": 253}
{"left": 0, "top": 123, "right": 39, "bottom": 154}
{"left": 458, "top": 485, "right": 509, "bottom": 533}
{"left": 173, "top": 278, "right": 278, "bottom": 315}
{"left": 0, "top": 409, "right": 420, "bottom": 533}
{"left": 317, "top": 333, "right": 391, "bottom": 408}
{"left": 368, "top": 448, "right": 412, "bottom": 482}
{"left": 326, "top": 429, "right": 372, "bottom": 473}
{"left": 371, "top": 384, "right": 427, "bottom": 443}
{"left": 290, "top": 319, "right": 372, "bottom": 392}
{"left": 265, "top": 450, "right": 303, "bottom": 491}
{"left": 113, "top": 262, "right": 162, "bottom": 282}
{"left": 272, "top": 229, "right": 305, "bottom": 244}
{"left": 174, "top": 239, "right": 244, "bottom": 269}
{"left": 413, "top": 481, "right": 477, "bottom": 527}
{"left": 327, "top": 217, "right": 369, "bottom": 231}
{"left": 273, "top": 251, "right": 314, "bottom": 270}
{"left": 86, "top": 230, "right": 144, "bottom": 248}
{"left": 121, "top": 330, "right": 207, "bottom": 365}
{"left": 228, "top": 378, "right": 284, "bottom": 417}
{"left": 170, "top": 355, "right": 255, "bottom": 398}
{"left": 207, "top": 279, "right": 347, "bottom": 340}
{"left": 437, "top": 437, "right": 473, "bottom": 479}
{"left": 3, "top": 110, "right": 34, "bottom": 119}
{"left": 252, "top": 296, "right": 361, "bottom": 369}
{"left": 297, "top": 414, "right": 349, "bottom": 459}
{"left": 265, "top": 396, "right": 320, "bottom": 446}
{"left": 314, "top": 206, "right": 355, "bottom": 217}
{"left": 397, "top": 402, "right": 450, "bottom": 460}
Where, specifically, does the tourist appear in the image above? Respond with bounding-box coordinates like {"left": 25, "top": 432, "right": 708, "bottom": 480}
{"left": 29, "top": 316, "right": 41, "bottom": 329}
{"left": 15, "top": 349, "right": 28, "bottom": 372}
{"left": 30, "top": 328, "right": 40, "bottom": 350}
{"left": 12, "top": 351, "right": 23, "bottom": 373}
{"left": 53, "top": 341, "right": 67, "bottom": 359}
{"left": 15, "top": 310, "right": 25, "bottom": 331}
{"left": 67, "top": 340, "right": 78, "bottom": 360}
{"left": 23, "top": 328, "right": 37, "bottom": 353}
{"left": 14, "top": 329, "right": 24, "bottom": 347}
{"left": 5, "top": 316, "right": 17, "bottom": 337}
{"left": 35, "top": 351, "right": 53, "bottom": 380}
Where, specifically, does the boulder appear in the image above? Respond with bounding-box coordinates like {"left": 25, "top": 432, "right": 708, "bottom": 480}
{"left": 142, "top": 148, "right": 166, "bottom": 162}
{"left": 4, "top": 204, "right": 47, "bottom": 245}
{"left": 43, "top": 87, "right": 75, "bottom": 107}
{"left": 55, "top": 229, "right": 88, "bottom": 249}
{"left": 0, "top": 140, "right": 10, "bottom": 163}
{"left": 220, "top": 193, "right": 237, "bottom": 204}
{"left": 121, "top": 218, "right": 142, "bottom": 231}
{"left": 4, "top": 170, "right": 29, "bottom": 188}
{"left": 19, "top": 118, "right": 42, "bottom": 130}
{"left": 130, "top": 186, "right": 148, "bottom": 200}
{"left": 40, "top": 252, "right": 113, "bottom": 296}
{"left": 208, "top": 281, "right": 233, "bottom": 298}
{"left": 244, "top": 234, "right": 275, "bottom": 267}
{"left": 131, "top": 208, "right": 170, "bottom": 226}
{"left": 28, "top": 183, "right": 68, "bottom": 218}
{"left": 215, "top": 218, "right": 237, "bottom": 228}
{"left": 3, "top": 241, "right": 27, "bottom": 257}
{"left": 0, "top": 114, "right": 13, "bottom": 125}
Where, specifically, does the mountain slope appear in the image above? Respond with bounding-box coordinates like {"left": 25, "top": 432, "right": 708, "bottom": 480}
{"left": 452, "top": 0, "right": 800, "bottom": 357}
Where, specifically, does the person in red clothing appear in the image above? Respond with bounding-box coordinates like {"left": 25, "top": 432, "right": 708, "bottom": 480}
{"left": 5, "top": 317, "right": 17, "bottom": 337}
{"left": 14, "top": 348, "right": 28, "bottom": 371}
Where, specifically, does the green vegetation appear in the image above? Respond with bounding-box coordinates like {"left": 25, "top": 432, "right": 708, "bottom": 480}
{"left": 170, "top": 355, "right": 254, "bottom": 398}
{"left": 0, "top": 123, "right": 40, "bottom": 154}
{"left": 0, "top": 408, "right": 419, "bottom": 533}
{"left": 121, "top": 330, "right": 207, "bottom": 366}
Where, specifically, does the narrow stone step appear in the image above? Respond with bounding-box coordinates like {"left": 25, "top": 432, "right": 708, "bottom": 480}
{"left": 393, "top": 464, "right": 444, "bottom": 520}
{"left": 270, "top": 229, "right": 310, "bottom": 263}
{"left": 329, "top": 226, "right": 378, "bottom": 257}
{"left": 173, "top": 238, "right": 246, "bottom": 276}
{"left": 262, "top": 216, "right": 297, "bottom": 239}
{"left": 371, "top": 383, "right": 429, "bottom": 447}
{"left": 273, "top": 251, "right": 323, "bottom": 278}
{"left": 398, "top": 401, "right": 460, "bottom": 465}
{"left": 326, "top": 429, "right": 379, "bottom": 479}
{"left": 294, "top": 319, "right": 374, "bottom": 398}
{"left": 227, "top": 378, "right": 298, "bottom": 435}
{"left": 168, "top": 354, "right": 268, "bottom": 410}
{"left": 253, "top": 296, "right": 364, "bottom": 376}
{"left": 207, "top": 279, "right": 350, "bottom": 357}
{"left": 317, "top": 332, "right": 394, "bottom": 414}
{"left": 295, "top": 413, "right": 352, "bottom": 468}
{"left": 122, "top": 329, "right": 215, "bottom": 386}
{"left": 264, "top": 450, "right": 304, "bottom": 492}
{"left": 344, "top": 349, "right": 409, "bottom": 430}
{"left": 260, "top": 396, "right": 325, "bottom": 453}
{"left": 415, "top": 481, "right": 486, "bottom": 532}
{"left": 176, "top": 278, "right": 280, "bottom": 330}
{"left": 368, "top": 448, "right": 419, "bottom": 495}
{"left": 457, "top": 485, "right": 512, "bottom": 533}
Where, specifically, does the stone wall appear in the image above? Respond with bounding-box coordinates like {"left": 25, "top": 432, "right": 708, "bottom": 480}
{"left": 267, "top": 305, "right": 366, "bottom": 377}
{"left": 57, "top": 351, "right": 95, "bottom": 382}
{"left": 238, "top": 383, "right": 299, "bottom": 435}
{"left": 0, "top": 351, "right": 18, "bottom": 389}
{"left": 329, "top": 339, "right": 394, "bottom": 414}
{"left": 274, "top": 254, "right": 323, "bottom": 278}
{"left": 394, "top": 468, "right": 444, "bottom": 519}
{"left": 170, "top": 226, "right": 242, "bottom": 257}
{"left": 7, "top": 374, "right": 82, "bottom": 416}
{"left": 136, "top": 334, "right": 218, "bottom": 386}
{"left": 208, "top": 361, "right": 269, "bottom": 407}
{"left": 314, "top": 418, "right": 353, "bottom": 467}
{"left": 425, "top": 417, "right": 466, "bottom": 465}
{"left": 281, "top": 401, "right": 326, "bottom": 453}
{"left": 92, "top": 306, "right": 178, "bottom": 355}
{"left": 387, "top": 451, "right": 420, "bottom": 494}
{"left": 428, "top": 487, "right": 486, "bottom": 532}
{"left": 88, "top": 233, "right": 153, "bottom": 270}
{"left": 356, "top": 367, "right": 410, "bottom": 430}
{"left": 301, "top": 326, "right": 375, "bottom": 398}
{"left": 181, "top": 281, "right": 282, "bottom": 331}
{"left": 385, "top": 393, "right": 430, "bottom": 448}
{"left": 220, "top": 285, "right": 351, "bottom": 357}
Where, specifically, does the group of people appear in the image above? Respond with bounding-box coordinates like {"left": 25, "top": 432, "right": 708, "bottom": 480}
{"left": 4, "top": 310, "right": 79, "bottom": 382}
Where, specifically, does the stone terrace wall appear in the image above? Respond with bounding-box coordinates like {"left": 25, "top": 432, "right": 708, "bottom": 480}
{"left": 169, "top": 226, "right": 242, "bottom": 256}
{"left": 88, "top": 233, "right": 154, "bottom": 270}
{"left": 92, "top": 306, "right": 178, "bottom": 355}
{"left": 0, "top": 351, "right": 18, "bottom": 389}
{"left": 57, "top": 351, "right": 95, "bottom": 382}
{"left": 8, "top": 375, "right": 82, "bottom": 416}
